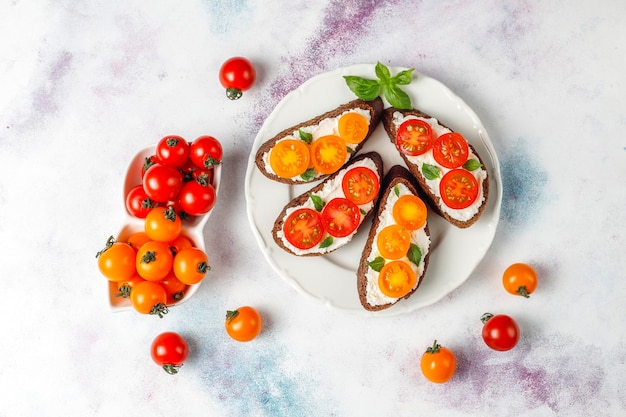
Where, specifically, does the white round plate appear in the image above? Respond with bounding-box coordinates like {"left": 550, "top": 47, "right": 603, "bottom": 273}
{"left": 244, "top": 64, "right": 502, "bottom": 316}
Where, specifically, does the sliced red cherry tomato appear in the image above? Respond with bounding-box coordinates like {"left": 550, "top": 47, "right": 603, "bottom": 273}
{"left": 320, "top": 197, "right": 360, "bottom": 238}
{"left": 342, "top": 166, "right": 380, "bottom": 205}
{"left": 283, "top": 208, "right": 324, "bottom": 250}
{"left": 396, "top": 119, "right": 433, "bottom": 156}
{"left": 219, "top": 57, "right": 256, "bottom": 100}
{"left": 481, "top": 313, "right": 520, "bottom": 351}
{"left": 378, "top": 260, "right": 416, "bottom": 298}
{"left": 310, "top": 135, "right": 347, "bottom": 175}
{"left": 432, "top": 132, "right": 469, "bottom": 169}
{"left": 439, "top": 169, "right": 479, "bottom": 210}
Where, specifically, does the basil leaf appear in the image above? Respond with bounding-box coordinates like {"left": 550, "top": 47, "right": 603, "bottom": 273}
{"left": 394, "top": 184, "right": 400, "bottom": 197}
{"left": 463, "top": 159, "right": 483, "bottom": 171}
{"left": 299, "top": 129, "right": 313, "bottom": 144}
{"left": 391, "top": 68, "right": 414, "bottom": 85}
{"left": 360, "top": 208, "right": 367, "bottom": 215}
{"left": 343, "top": 76, "right": 381, "bottom": 101}
{"left": 319, "top": 236, "right": 333, "bottom": 249}
{"left": 421, "top": 163, "right": 441, "bottom": 180}
{"left": 368, "top": 256, "right": 385, "bottom": 272}
{"left": 407, "top": 244, "right": 422, "bottom": 266}
{"left": 347, "top": 146, "right": 355, "bottom": 154}
{"left": 309, "top": 193, "right": 325, "bottom": 211}
{"left": 383, "top": 84, "right": 412, "bottom": 110}
{"left": 375, "top": 62, "right": 391, "bottom": 83}
{"left": 300, "top": 168, "right": 316, "bottom": 182}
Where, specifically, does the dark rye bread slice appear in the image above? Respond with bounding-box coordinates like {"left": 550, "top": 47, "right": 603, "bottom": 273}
{"left": 381, "top": 107, "right": 489, "bottom": 228}
{"left": 272, "top": 152, "right": 384, "bottom": 256}
{"left": 357, "top": 165, "right": 431, "bottom": 311}
{"left": 255, "top": 97, "right": 384, "bottom": 184}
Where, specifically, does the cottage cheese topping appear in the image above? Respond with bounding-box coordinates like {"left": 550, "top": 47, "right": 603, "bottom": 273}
{"left": 392, "top": 112, "right": 487, "bottom": 222}
{"left": 365, "top": 183, "right": 431, "bottom": 307}
{"left": 276, "top": 157, "right": 380, "bottom": 255}
{"left": 262, "top": 108, "right": 372, "bottom": 181}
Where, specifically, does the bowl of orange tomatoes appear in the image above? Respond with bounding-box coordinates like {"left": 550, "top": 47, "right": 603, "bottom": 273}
{"left": 97, "top": 135, "right": 222, "bottom": 315}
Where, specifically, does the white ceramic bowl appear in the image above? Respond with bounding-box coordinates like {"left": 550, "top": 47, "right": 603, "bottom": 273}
{"left": 108, "top": 146, "right": 221, "bottom": 312}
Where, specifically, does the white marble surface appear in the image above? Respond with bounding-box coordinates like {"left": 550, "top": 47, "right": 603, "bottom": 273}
{"left": 1, "top": 1, "right": 625, "bottom": 416}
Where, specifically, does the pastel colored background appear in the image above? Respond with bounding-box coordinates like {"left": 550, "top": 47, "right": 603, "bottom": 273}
{"left": 1, "top": 1, "right": 625, "bottom": 416}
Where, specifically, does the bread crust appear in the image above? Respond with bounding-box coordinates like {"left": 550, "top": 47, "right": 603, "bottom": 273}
{"left": 357, "top": 165, "right": 431, "bottom": 311}
{"left": 271, "top": 152, "right": 384, "bottom": 256}
{"left": 255, "top": 97, "right": 384, "bottom": 184}
{"left": 381, "top": 107, "right": 489, "bottom": 228}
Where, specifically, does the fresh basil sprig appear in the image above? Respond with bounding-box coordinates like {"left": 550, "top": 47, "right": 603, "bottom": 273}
{"left": 344, "top": 62, "right": 414, "bottom": 109}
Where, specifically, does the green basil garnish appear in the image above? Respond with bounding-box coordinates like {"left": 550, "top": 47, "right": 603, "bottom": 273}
{"left": 299, "top": 129, "right": 313, "bottom": 144}
{"left": 421, "top": 163, "right": 441, "bottom": 180}
{"left": 407, "top": 244, "right": 422, "bottom": 266}
{"left": 343, "top": 62, "right": 414, "bottom": 109}
{"left": 463, "top": 159, "right": 483, "bottom": 171}
{"left": 309, "top": 193, "right": 325, "bottom": 212}
{"left": 319, "top": 236, "right": 333, "bottom": 249}
{"left": 368, "top": 256, "right": 385, "bottom": 272}
{"left": 300, "top": 168, "right": 316, "bottom": 182}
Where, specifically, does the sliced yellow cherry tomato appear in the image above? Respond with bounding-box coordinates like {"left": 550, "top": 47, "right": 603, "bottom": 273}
{"left": 393, "top": 195, "right": 427, "bottom": 230}
{"left": 376, "top": 224, "right": 411, "bottom": 260}
{"left": 269, "top": 139, "right": 310, "bottom": 178}
{"left": 378, "top": 260, "right": 416, "bottom": 298}
{"left": 338, "top": 112, "right": 369, "bottom": 144}
{"left": 310, "top": 135, "right": 347, "bottom": 175}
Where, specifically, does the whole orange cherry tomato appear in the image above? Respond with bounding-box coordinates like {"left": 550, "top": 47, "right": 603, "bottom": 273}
{"left": 96, "top": 236, "right": 136, "bottom": 282}
{"left": 130, "top": 280, "right": 168, "bottom": 317}
{"left": 145, "top": 206, "right": 182, "bottom": 242}
{"left": 136, "top": 241, "right": 174, "bottom": 281}
{"left": 502, "top": 263, "right": 538, "bottom": 298}
{"left": 173, "top": 247, "right": 210, "bottom": 285}
{"left": 159, "top": 272, "right": 188, "bottom": 304}
{"left": 126, "top": 231, "right": 151, "bottom": 252}
{"left": 167, "top": 234, "right": 194, "bottom": 256}
{"left": 115, "top": 273, "right": 145, "bottom": 298}
{"left": 225, "top": 306, "right": 262, "bottom": 342}
{"left": 420, "top": 340, "right": 456, "bottom": 383}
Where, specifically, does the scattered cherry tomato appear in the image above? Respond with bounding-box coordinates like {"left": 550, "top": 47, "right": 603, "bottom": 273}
{"left": 420, "top": 340, "right": 456, "bottom": 383}
{"left": 481, "top": 313, "right": 520, "bottom": 351}
{"left": 225, "top": 306, "right": 262, "bottom": 342}
{"left": 126, "top": 184, "right": 158, "bottom": 219}
{"left": 219, "top": 56, "right": 256, "bottom": 100}
{"left": 142, "top": 163, "right": 183, "bottom": 203}
{"left": 130, "top": 280, "right": 168, "bottom": 317}
{"left": 144, "top": 206, "right": 182, "bottom": 243}
{"left": 502, "top": 263, "right": 538, "bottom": 298}
{"left": 190, "top": 136, "right": 223, "bottom": 169}
{"left": 96, "top": 236, "right": 136, "bottom": 282}
{"left": 151, "top": 332, "right": 189, "bottom": 374}
{"left": 155, "top": 135, "right": 190, "bottom": 168}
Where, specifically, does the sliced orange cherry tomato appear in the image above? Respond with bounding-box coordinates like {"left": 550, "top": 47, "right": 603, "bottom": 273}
{"left": 269, "top": 139, "right": 310, "bottom": 178}
{"left": 439, "top": 169, "right": 479, "bottom": 210}
{"left": 502, "top": 263, "right": 538, "bottom": 298}
{"left": 432, "top": 132, "right": 469, "bottom": 169}
{"left": 338, "top": 112, "right": 369, "bottom": 144}
{"left": 377, "top": 224, "right": 411, "bottom": 260}
{"left": 342, "top": 166, "right": 380, "bottom": 205}
{"left": 144, "top": 206, "right": 182, "bottom": 242}
{"left": 96, "top": 237, "right": 136, "bottom": 282}
{"left": 173, "top": 247, "right": 210, "bottom": 285}
{"left": 136, "top": 240, "right": 174, "bottom": 281}
{"left": 130, "top": 280, "right": 168, "bottom": 317}
{"left": 320, "top": 197, "right": 360, "bottom": 238}
{"left": 378, "top": 260, "right": 416, "bottom": 298}
{"left": 393, "top": 195, "right": 427, "bottom": 230}
{"left": 283, "top": 208, "right": 324, "bottom": 250}
{"left": 310, "top": 135, "right": 347, "bottom": 174}
{"left": 396, "top": 119, "right": 433, "bottom": 156}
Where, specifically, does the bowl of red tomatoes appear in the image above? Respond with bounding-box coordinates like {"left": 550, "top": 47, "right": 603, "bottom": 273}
{"left": 101, "top": 135, "right": 223, "bottom": 313}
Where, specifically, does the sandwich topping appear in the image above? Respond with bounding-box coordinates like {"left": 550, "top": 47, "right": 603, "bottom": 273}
{"left": 392, "top": 112, "right": 487, "bottom": 222}
{"left": 262, "top": 108, "right": 372, "bottom": 182}
{"left": 365, "top": 182, "right": 430, "bottom": 307}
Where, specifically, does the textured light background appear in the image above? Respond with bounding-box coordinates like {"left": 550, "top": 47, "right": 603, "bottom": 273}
{"left": 1, "top": 1, "right": 625, "bottom": 416}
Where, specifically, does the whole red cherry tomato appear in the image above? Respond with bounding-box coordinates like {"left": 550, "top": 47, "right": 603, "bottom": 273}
{"left": 219, "top": 57, "right": 256, "bottom": 100}
{"left": 155, "top": 135, "right": 190, "bottom": 168}
{"left": 142, "top": 163, "right": 183, "bottom": 203}
{"left": 481, "top": 313, "right": 520, "bottom": 351}
{"left": 151, "top": 332, "right": 189, "bottom": 375}
{"left": 190, "top": 136, "right": 223, "bottom": 169}
{"left": 126, "top": 184, "right": 158, "bottom": 218}
{"left": 178, "top": 179, "right": 216, "bottom": 216}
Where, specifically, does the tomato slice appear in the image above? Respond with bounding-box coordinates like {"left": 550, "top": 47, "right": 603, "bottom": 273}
{"left": 396, "top": 119, "right": 434, "bottom": 156}
{"left": 338, "top": 112, "right": 369, "bottom": 144}
{"left": 378, "top": 260, "right": 417, "bottom": 298}
{"left": 269, "top": 139, "right": 310, "bottom": 178}
{"left": 283, "top": 208, "right": 324, "bottom": 250}
{"left": 310, "top": 135, "right": 347, "bottom": 174}
{"left": 342, "top": 167, "right": 380, "bottom": 205}
{"left": 321, "top": 198, "right": 360, "bottom": 238}
{"left": 432, "top": 132, "right": 469, "bottom": 169}
{"left": 439, "top": 169, "right": 479, "bottom": 209}
{"left": 376, "top": 224, "right": 411, "bottom": 260}
{"left": 393, "top": 195, "right": 427, "bottom": 230}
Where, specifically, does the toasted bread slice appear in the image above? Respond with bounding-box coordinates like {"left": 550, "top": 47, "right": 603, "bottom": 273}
{"left": 272, "top": 152, "right": 384, "bottom": 256}
{"left": 256, "top": 97, "right": 384, "bottom": 184}
{"left": 381, "top": 107, "right": 489, "bottom": 228}
{"left": 357, "top": 165, "right": 431, "bottom": 311}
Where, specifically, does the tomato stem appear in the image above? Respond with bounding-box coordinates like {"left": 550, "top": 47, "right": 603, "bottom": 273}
{"left": 197, "top": 262, "right": 211, "bottom": 273}
{"left": 481, "top": 312, "right": 494, "bottom": 323}
{"left": 517, "top": 286, "right": 530, "bottom": 298}
{"left": 426, "top": 339, "right": 441, "bottom": 354}
{"left": 162, "top": 364, "right": 182, "bottom": 375}
{"left": 151, "top": 303, "right": 169, "bottom": 318}
{"left": 164, "top": 206, "right": 177, "bottom": 222}
{"left": 203, "top": 156, "right": 221, "bottom": 168}
{"left": 225, "top": 309, "right": 239, "bottom": 324}
{"left": 95, "top": 235, "right": 116, "bottom": 258}
{"left": 114, "top": 284, "right": 132, "bottom": 298}
{"left": 225, "top": 87, "right": 243, "bottom": 100}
